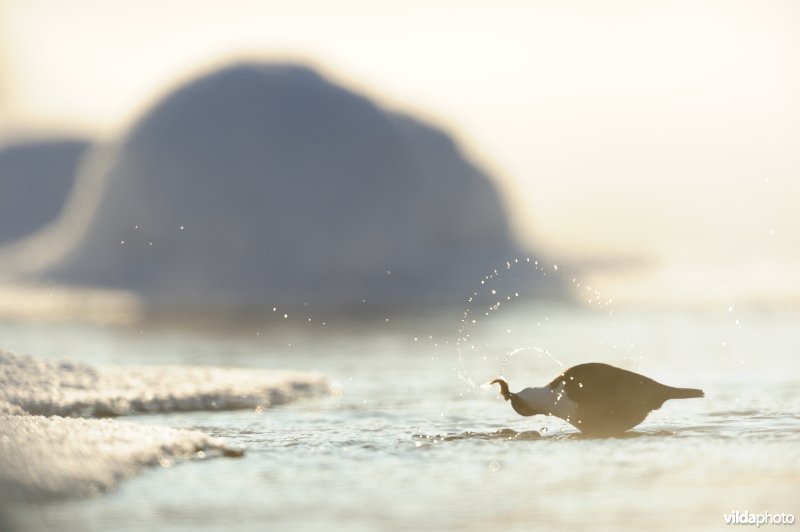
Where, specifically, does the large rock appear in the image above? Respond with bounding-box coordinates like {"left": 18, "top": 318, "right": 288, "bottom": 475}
{"left": 44, "top": 63, "right": 561, "bottom": 310}
{"left": 0, "top": 139, "right": 88, "bottom": 245}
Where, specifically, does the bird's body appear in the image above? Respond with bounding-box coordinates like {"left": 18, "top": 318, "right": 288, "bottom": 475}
{"left": 491, "top": 363, "right": 704, "bottom": 437}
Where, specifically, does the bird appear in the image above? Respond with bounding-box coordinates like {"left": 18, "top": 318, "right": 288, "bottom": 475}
{"left": 490, "top": 362, "right": 704, "bottom": 437}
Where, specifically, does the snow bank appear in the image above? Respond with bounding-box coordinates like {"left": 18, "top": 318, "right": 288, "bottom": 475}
{"left": 0, "top": 349, "right": 330, "bottom": 417}
{"left": 0, "top": 348, "right": 331, "bottom": 502}
{"left": 0, "top": 414, "right": 243, "bottom": 502}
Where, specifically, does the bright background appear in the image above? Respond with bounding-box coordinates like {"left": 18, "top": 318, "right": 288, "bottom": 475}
{"left": 2, "top": 0, "right": 799, "bottom": 306}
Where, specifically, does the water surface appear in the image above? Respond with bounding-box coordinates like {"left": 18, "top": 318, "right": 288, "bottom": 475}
{"left": 3, "top": 304, "right": 799, "bottom": 531}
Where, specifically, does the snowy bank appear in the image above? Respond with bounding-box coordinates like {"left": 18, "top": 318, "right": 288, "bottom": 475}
{"left": 0, "top": 349, "right": 330, "bottom": 417}
{"left": 0, "top": 348, "right": 331, "bottom": 503}
{"left": 0, "top": 414, "right": 242, "bottom": 502}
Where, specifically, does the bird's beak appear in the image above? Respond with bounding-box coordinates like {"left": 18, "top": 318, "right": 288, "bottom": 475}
{"left": 490, "top": 378, "right": 511, "bottom": 401}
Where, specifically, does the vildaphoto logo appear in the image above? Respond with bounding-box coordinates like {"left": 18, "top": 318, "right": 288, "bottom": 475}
{"left": 724, "top": 511, "right": 796, "bottom": 527}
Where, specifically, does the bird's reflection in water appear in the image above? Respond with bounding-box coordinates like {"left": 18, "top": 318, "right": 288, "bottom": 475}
{"left": 413, "top": 428, "right": 678, "bottom": 444}
{"left": 569, "top": 429, "right": 677, "bottom": 440}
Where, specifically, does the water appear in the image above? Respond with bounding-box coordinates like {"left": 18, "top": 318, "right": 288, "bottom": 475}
{"left": 2, "top": 303, "right": 799, "bottom": 531}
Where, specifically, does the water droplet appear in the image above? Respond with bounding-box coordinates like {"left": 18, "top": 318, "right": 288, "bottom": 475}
{"left": 120, "top": 240, "right": 125, "bottom": 245}
{"left": 553, "top": 264, "right": 558, "bottom": 271}
{"left": 283, "top": 314, "right": 288, "bottom": 319}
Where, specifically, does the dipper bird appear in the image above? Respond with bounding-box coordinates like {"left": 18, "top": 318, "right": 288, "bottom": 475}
{"left": 490, "top": 363, "right": 704, "bottom": 437}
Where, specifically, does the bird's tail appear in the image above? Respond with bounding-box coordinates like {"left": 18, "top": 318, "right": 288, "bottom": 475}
{"left": 668, "top": 387, "right": 705, "bottom": 399}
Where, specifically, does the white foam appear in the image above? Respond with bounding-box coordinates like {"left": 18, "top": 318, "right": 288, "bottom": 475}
{"left": 0, "top": 349, "right": 330, "bottom": 416}
{"left": 0, "top": 414, "right": 243, "bottom": 502}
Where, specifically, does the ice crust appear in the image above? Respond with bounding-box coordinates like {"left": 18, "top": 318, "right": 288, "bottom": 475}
{"left": 0, "top": 348, "right": 330, "bottom": 502}
{"left": 0, "top": 349, "right": 329, "bottom": 417}
{"left": 0, "top": 414, "right": 243, "bottom": 502}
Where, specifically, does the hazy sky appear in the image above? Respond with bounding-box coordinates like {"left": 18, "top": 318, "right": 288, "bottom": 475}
{"left": 2, "top": 0, "right": 799, "bottom": 305}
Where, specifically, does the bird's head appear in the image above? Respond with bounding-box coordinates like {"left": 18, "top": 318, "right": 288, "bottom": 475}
{"left": 490, "top": 378, "right": 511, "bottom": 401}
{"left": 490, "top": 378, "right": 542, "bottom": 417}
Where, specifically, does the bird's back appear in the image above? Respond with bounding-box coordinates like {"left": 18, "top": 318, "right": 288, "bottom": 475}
{"left": 549, "top": 363, "right": 703, "bottom": 436}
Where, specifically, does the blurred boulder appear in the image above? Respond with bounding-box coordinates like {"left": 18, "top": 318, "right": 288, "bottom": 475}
{"left": 0, "top": 139, "right": 88, "bottom": 245}
{"left": 45, "top": 63, "right": 562, "bottom": 310}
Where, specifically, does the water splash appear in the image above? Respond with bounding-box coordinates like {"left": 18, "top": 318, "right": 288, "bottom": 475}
{"left": 498, "top": 345, "right": 563, "bottom": 378}
{"left": 454, "top": 257, "right": 629, "bottom": 393}
{"left": 454, "top": 257, "right": 560, "bottom": 392}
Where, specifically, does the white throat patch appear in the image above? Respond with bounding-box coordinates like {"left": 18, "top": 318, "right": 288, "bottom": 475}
{"left": 515, "top": 382, "right": 578, "bottom": 423}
